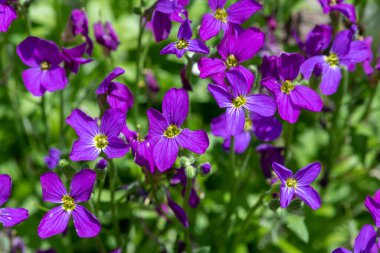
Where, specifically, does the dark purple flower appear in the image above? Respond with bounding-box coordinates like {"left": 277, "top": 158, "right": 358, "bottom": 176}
{"left": 364, "top": 190, "right": 380, "bottom": 227}
{"left": 301, "top": 29, "right": 369, "bottom": 95}
{"left": 0, "top": 174, "right": 29, "bottom": 227}
{"left": 167, "top": 195, "right": 188, "bottom": 228}
{"left": 123, "top": 125, "right": 156, "bottom": 173}
{"left": 180, "top": 66, "right": 192, "bottom": 91}
{"left": 295, "top": 24, "right": 332, "bottom": 56}
{"left": 145, "top": 70, "right": 160, "bottom": 93}
{"left": 272, "top": 162, "right": 322, "bottom": 210}
{"left": 96, "top": 68, "right": 134, "bottom": 113}
{"left": 66, "top": 108, "right": 130, "bottom": 161}
{"left": 319, "top": 0, "right": 356, "bottom": 23}
{"left": 261, "top": 53, "right": 323, "bottom": 123}
{"left": 96, "top": 158, "right": 108, "bottom": 170}
{"left": 94, "top": 21, "right": 119, "bottom": 51}
{"left": 332, "top": 224, "right": 377, "bottom": 253}
{"left": 62, "top": 43, "right": 92, "bottom": 74}
{"left": 208, "top": 70, "right": 276, "bottom": 136}
{"left": 0, "top": 1, "right": 17, "bottom": 32}
{"left": 67, "top": 9, "right": 93, "bottom": 55}
{"left": 44, "top": 148, "right": 61, "bottom": 170}
{"left": 260, "top": 55, "right": 279, "bottom": 80}
{"left": 377, "top": 57, "right": 380, "bottom": 71}
{"left": 147, "top": 88, "right": 209, "bottom": 172}
{"left": 199, "top": 0, "right": 262, "bottom": 41}
{"left": 200, "top": 163, "right": 212, "bottom": 175}
{"left": 38, "top": 169, "right": 101, "bottom": 238}
{"left": 170, "top": 169, "right": 200, "bottom": 208}
{"left": 16, "top": 36, "right": 68, "bottom": 96}
{"left": 161, "top": 19, "right": 209, "bottom": 58}
{"left": 211, "top": 112, "right": 281, "bottom": 154}
{"left": 199, "top": 27, "right": 264, "bottom": 88}
{"left": 256, "top": 144, "right": 284, "bottom": 178}
{"left": 348, "top": 36, "right": 374, "bottom": 76}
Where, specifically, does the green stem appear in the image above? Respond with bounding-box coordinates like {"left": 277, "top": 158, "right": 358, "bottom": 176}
{"left": 284, "top": 122, "right": 294, "bottom": 162}
{"left": 360, "top": 79, "right": 380, "bottom": 121}
{"left": 108, "top": 159, "right": 122, "bottom": 246}
{"left": 59, "top": 89, "right": 65, "bottom": 147}
{"left": 96, "top": 176, "right": 106, "bottom": 216}
{"left": 41, "top": 96, "right": 49, "bottom": 149}
{"left": 88, "top": 201, "right": 106, "bottom": 253}
{"left": 184, "top": 178, "right": 193, "bottom": 253}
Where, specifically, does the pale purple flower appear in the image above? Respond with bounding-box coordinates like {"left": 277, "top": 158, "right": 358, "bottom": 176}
{"left": 0, "top": 174, "right": 29, "bottom": 227}
{"left": 67, "top": 9, "right": 93, "bottom": 55}
{"left": 272, "top": 162, "right": 322, "bottom": 210}
{"left": 94, "top": 21, "right": 119, "bottom": 51}
{"left": 38, "top": 169, "right": 100, "bottom": 238}
{"left": 0, "top": 0, "right": 17, "bottom": 32}
{"left": 44, "top": 148, "right": 61, "bottom": 170}
{"left": 332, "top": 224, "right": 377, "bottom": 253}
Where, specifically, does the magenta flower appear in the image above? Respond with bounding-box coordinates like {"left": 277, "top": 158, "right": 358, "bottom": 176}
{"left": 38, "top": 169, "right": 100, "bottom": 238}
{"left": 170, "top": 169, "right": 200, "bottom": 208}
{"left": 67, "top": 9, "right": 93, "bottom": 55}
{"left": 66, "top": 108, "right": 129, "bottom": 162}
{"left": 199, "top": 0, "right": 262, "bottom": 41}
{"left": 348, "top": 36, "right": 374, "bottom": 76}
{"left": 160, "top": 19, "right": 209, "bottom": 58}
{"left": 272, "top": 162, "right": 322, "bottom": 210}
{"left": 300, "top": 29, "right": 369, "bottom": 95}
{"left": 319, "top": 0, "right": 356, "bottom": 23}
{"left": 365, "top": 190, "right": 380, "bottom": 227}
{"left": 0, "top": 174, "right": 29, "bottom": 227}
{"left": 260, "top": 55, "right": 279, "bottom": 80}
{"left": 294, "top": 24, "right": 332, "bottom": 56}
{"left": 332, "top": 224, "right": 377, "bottom": 253}
{"left": 208, "top": 70, "right": 276, "bottom": 136}
{"left": 147, "top": 88, "right": 209, "bottom": 172}
{"left": 44, "top": 148, "right": 61, "bottom": 170}
{"left": 96, "top": 68, "right": 134, "bottom": 113}
{"left": 0, "top": 0, "right": 17, "bottom": 32}
{"left": 199, "top": 27, "right": 264, "bottom": 87}
{"left": 94, "top": 21, "right": 119, "bottom": 51}
{"left": 261, "top": 53, "right": 323, "bottom": 123}
{"left": 16, "top": 36, "right": 68, "bottom": 96}
{"left": 62, "top": 43, "right": 93, "bottom": 74}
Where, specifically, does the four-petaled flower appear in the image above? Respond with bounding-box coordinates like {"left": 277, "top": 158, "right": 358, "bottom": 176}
{"left": 0, "top": 174, "right": 29, "bottom": 227}
{"left": 16, "top": 36, "right": 68, "bottom": 96}
{"left": 66, "top": 108, "right": 130, "bottom": 161}
{"left": 147, "top": 88, "right": 209, "bottom": 172}
{"left": 94, "top": 21, "right": 120, "bottom": 52}
{"left": 38, "top": 169, "right": 101, "bottom": 238}
{"left": 208, "top": 70, "right": 276, "bottom": 136}
{"left": 261, "top": 53, "right": 323, "bottom": 123}
{"left": 272, "top": 162, "right": 322, "bottom": 210}
{"left": 0, "top": 0, "right": 17, "bottom": 32}
{"left": 319, "top": 0, "right": 356, "bottom": 23}
{"left": 199, "top": 0, "right": 262, "bottom": 41}
{"left": 160, "top": 19, "right": 209, "bottom": 58}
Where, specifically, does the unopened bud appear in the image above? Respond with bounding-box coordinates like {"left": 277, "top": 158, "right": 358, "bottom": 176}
{"left": 199, "top": 163, "right": 212, "bottom": 176}
{"left": 185, "top": 166, "right": 197, "bottom": 179}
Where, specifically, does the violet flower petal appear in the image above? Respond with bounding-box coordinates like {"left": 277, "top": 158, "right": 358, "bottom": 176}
{"left": 290, "top": 86, "right": 323, "bottom": 112}
{"left": 232, "top": 27, "right": 264, "bottom": 63}
{"left": 72, "top": 205, "right": 101, "bottom": 238}
{"left": 295, "top": 186, "right": 321, "bottom": 210}
{"left": 272, "top": 162, "right": 293, "bottom": 182}
{"left": 199, "top": 13, "right": 222, "bottom": 41}
{"left": 69, "top": 139, "right": 100, "bottom": 162}
{"left": 300, "top": 55, "right": 326, "bottom": 80}
{"left": 66, "top": 109, "right": 99, "bottom": 140}
{"left": 320, "top": 65, "right": 342, "bottom": 96}
{"left": 0, "top": 4, "right": 17, "bottom": 32}
{"left": 226, "top": 0, "right": 262, "bottom": 24}
{"left": 100, "top": 109, "right": 125, "bottom": 137}
{"left": 280, "top": 186, "right": 295, "bottom": 208}
{"left": 0, "top": 174, "right": 11, "bottom": 206}
{"left": 0, "top": 208, "right": 29, "bottom": 227}
{"left": 21, "top": 68, "right": 46, "bottom": 96}
{"left": 277, "top": 92, "right": 301, "bottom": 123}
{"left": 207, "top": 84, "right": 233, "bottom": 108}
{"left": 103, "top": 137, "right": 130, "bottom": 159}
{"left": 40, "top": 172, "right": 67, "bottom": 203}
{"left": 152, "top": 11, "right": 172, "bottom": 42}
{"left": 154, "top": 138, "right": 179, "bottom": 172}
{"left": 365, "top": 196, "right": 380, "bottom": 227}
{"left": 176, "top": 128, "right": 209, "bottom": 154}
{"left": 162, "top": 88, "right": 189, "bottom": 127}
{"left": 234, "top": 131, "right": 251, "bottom": 154}
{"left": 188, "top": 39, "right": 209, "bottom": 55}
{"left": 332, "top": 30, "right": 353, "bottom": 57}
{"left": 209, "top": 0, "right": 227, "bottom": 11}
{"left": 353, "top": 224, "right": 376, "bottom": 253}
{"left": 69, "top": 169, "right": 96, "bottom": 203}
{"left": 226, "top": 70, "right": 249, "bottom": 97}
{"left": 38, "top": 206, "right": 70, "bottom": 238}
{"left": 199, "top": 58, "right": 227, "bottom": 79}
{"left": 147, "top": 108, "right": 169, "bottom": 141}
{"left": 245, "top": 94, "right": 276, "bottom": 117}
{"left": 278, "top": 53, "right": 304, "bottom": 82}
{"left": 226, "top": 107, "right": 245, "bottom": 136}
{"left": 294, "top": 162, "right": 321, "bottom": 186}
{"left": 96, "top": 67, "right": 125, "bottom": 95}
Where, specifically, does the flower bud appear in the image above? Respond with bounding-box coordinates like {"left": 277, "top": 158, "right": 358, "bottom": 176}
{"left": 96, "top": 158, "right": 108, "bottom": 170}
{"left": 179, "top": 156, "right": 191, "bottom": 168}
{"left": 185, "top": 166, "right": 197, "bottom": 179}
{"left": 199, "top": 162, "right": 212, "bottom": 176}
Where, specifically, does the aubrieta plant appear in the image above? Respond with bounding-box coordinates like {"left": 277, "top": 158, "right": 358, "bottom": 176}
{"left": 0, "top": 0, "right": 380, "bottom": 252}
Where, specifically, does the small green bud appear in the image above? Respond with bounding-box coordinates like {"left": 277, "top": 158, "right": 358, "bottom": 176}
{"left": 179, "top": 156, "right": 190, "bottom": 168}
{"left": 185, "top": 166, "right": 197, "bottom": 179}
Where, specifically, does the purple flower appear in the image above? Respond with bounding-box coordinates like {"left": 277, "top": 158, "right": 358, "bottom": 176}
{"left": 260, "top": 55, "right": 279, "bottom": 79}
{"left": 211, "top": 112, "right": 281, "bottom": 154}
{"left": 161, "top": 19, "right": 209, "bottom": 58}
{"left": 200, "top": 163, "right": 212, "bottom": 176}
{"left": 332, "top": 224, "right": 377, "bottom": 253}
{"left": 147, "top": 88, "right": 209, "bottom": 172}
{"left": 364, "top": 190, "right": 380, "bottom": 227}
{"left": 96, "top": 158, "right": 108, "bottom": 170}
{"left": 67, "top": 9, "right": 93, "bottom": 55}
{"left": 199, "top": 27, "right": 265, "bottom": 87}
{"left": 94, "top": 21, "right": 120, "bottom": 51}
{"left": 62, "top": 43, "right": 93, "bottom": 74}
{"left": 16, "top": 36, "right": 68, "bottom": 96}
{"left": 170, "top": 169, "right": 200, "bottom": 208}
{"left": 38, "top": 169, "right": 101, "bottom": 238}
{"left": 0, "top": 1, "right": 17, "bottom": 32}
{"left": 294, "top": 24, "right": 332, "bottom": 56}
{"left": 199, "top": 0, "right": 262, "bottom": 41}
{"left": 180, "top": 66, "right": 192, "bottom": 91}
{"left": 272, "top": 162, "right": 322, "bottom": 210}
{"left": 319, "top": 0, "right": 356, "bottom": 23}
{"left": 66, "top": 108, "right": 130, "bottom": 161}
{"left": 261, "top": 53, "right": 323, "bottom": 123}
{"left": 256, "top": 144, "right": 284, "bottom": 178}
{"left": 44, "top": 148, "right": 61, "bottom": 170}
{"left": 150, "top": 0, "right": 189, "bottom": 42}
{"left": 208, "top": 70, "right": 276, "bottom": 136}
{"left": 348, "top": 36, "right": 374, "bottom": 76}
{"left": 96, "top": 68, "right": 134, "bottom": 113}
{"left": 145, "top": 70, "right": 160, "bottom": 93}
{"left": 167, "top": 194, "right": 188, "bottom": 228}
{"left": 0, "top": 174, "right": 29, "bottom": 227}
{"left": 123, "top": 125, "right": 156, "bottom": 173}
{"left": 300, "top": 29, "right": 369, "bottom": 95}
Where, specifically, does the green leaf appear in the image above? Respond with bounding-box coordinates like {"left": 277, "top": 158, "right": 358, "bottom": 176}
{"left": 285, "top": 214, "right": 309, "bottom": 243}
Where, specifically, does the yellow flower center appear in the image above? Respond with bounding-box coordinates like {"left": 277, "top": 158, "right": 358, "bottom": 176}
{"left": 215, "top": 8, "right": 228, "bottom": 22}
{"left": 329, "top": 0, "right": 337, "bottom": 6}
{"left": 40, "top": 61, "right": 51, "bottom": 70}
{"left": 232, "top": 95, "right": 247, "bottom": 108}
{"left": 176, "top": 39, "right": 189, "bottom": 50}
{"left": 326, "top": 53, "right": 339, "bottom": 66}
{"left": 94, "top": 134, "right": 109, "bottom": 149}
{"left": 286, "top": 178, "right": 298, "bottom": 189}
{"left": 62, "top": 195, "right": 76, "bottom": 211}
{"left": 244, "top": 118, "right": 252, "bottom": 131}
{"left": 281, "top": 80, "right": 295, "bottom": 94}
{"left": 164, "top": 125, "right": 181, "bottom": 138}
{"left": 226, "top": 55, "right": 238, "bottom": 69}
